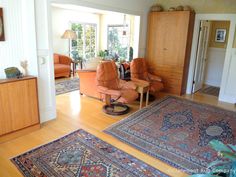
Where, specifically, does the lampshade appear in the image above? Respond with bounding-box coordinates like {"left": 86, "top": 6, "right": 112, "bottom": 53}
{"left": 61, "top": 30, "right": 77, "bottom": 39}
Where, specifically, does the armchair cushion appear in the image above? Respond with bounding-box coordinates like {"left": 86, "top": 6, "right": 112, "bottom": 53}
{"left": 97, "top": 86, "right": 121, "bottom": 97}
{"left": 54, "top": 64, "right": 71, "bottom": 75}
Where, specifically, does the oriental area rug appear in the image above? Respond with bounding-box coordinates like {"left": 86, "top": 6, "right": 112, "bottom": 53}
{"left": 55, "top": 77, "right": 79, "bottom": 95}
{"left": 105, "top": 96, "right": 236, "bottom": 174}
{"left": 11, "top": 129, "right": 168, "bottom": 177}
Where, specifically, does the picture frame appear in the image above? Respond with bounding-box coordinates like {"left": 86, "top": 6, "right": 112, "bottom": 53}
{"left": 0, "top": 7, "right": 5, "bottom": 41}
{"left": 215, "top": 28, "right": 226, "bottom": 43}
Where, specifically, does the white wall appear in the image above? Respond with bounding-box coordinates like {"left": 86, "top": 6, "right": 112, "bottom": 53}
{"left": 0, "top": 0, "right": 37, "bottom": 79}
{"left": 204, "top": 48, "right": 226, "bottom": 87}
{"left": 50, "top": 0, "right": 156, "bottom": 57}
{"left": 51, "top": 6, "right": 100, "bottom": 55}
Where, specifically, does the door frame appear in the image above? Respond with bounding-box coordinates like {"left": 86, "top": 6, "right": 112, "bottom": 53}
{"left": 186, "top": 14, "right": 236, "bottom": 102}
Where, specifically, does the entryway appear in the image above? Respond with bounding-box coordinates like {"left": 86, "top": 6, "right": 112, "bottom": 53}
{"left": 192, "top": 20, "right": 230, "bottom": 98}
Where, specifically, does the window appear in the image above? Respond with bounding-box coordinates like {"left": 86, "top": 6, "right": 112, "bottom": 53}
{"left": 71, "top": 23, "right": 96, "bottom": 60}
{"left": 107, "top": 25, "right": 130, "bottom": 61}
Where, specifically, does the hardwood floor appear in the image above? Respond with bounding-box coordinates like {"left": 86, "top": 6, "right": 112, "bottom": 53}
{"left": 0, "top": 90, "right": 235, "bottom": 177}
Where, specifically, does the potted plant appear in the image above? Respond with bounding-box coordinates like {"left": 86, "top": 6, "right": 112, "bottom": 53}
{"left": 190, "top": 140, "right": 236, "bottom": 177}
{"left": 98, "top": 50, "right": 109, "bottom": 60}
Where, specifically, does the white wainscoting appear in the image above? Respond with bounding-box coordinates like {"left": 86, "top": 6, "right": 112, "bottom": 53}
{"left": 204, "top": 47, "right": 226, "bottom": 87}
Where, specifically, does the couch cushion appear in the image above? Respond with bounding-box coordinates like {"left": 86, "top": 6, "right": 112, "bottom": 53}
{"left": 54, "top": 54, "right": 60, "bottom": 64}
{"left": 54, "top": 64, "right": 70, "bottom": 74}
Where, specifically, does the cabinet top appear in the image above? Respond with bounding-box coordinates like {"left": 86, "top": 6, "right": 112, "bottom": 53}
{"left": 0, "top": 76, "right": 37, "bottom": 84}
{"left": 149, "top": 10, "right": 195, "bottom": 15}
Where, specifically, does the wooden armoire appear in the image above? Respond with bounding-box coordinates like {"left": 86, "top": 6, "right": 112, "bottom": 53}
{"left": 146, "top": 11, "right": 195, "bottom": 95}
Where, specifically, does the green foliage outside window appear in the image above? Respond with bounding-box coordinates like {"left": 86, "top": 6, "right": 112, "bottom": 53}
{"left": 107, "top": 26, "right": 129, "bottom": 61}
{"left": 71, "top": 23, "right": 96, "bottom": 60}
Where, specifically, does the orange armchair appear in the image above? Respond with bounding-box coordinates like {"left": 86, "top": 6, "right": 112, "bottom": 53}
{"left": 96, "top": 61, "right": 138, "bottom": 115}
{"left": 54, "top": 53, "right": 72, "bottom": 78}
{"left": 130, "top": 58, "right": 164, "bottom": 95}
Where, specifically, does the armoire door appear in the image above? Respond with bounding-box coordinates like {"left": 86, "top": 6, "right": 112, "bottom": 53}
{"left": 147, "top": 12, "right": 190, "bottom": 68}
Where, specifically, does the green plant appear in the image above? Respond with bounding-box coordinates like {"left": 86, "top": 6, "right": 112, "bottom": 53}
{"left": 97, "top": 50, "right": 109, "bottom": 59}
{"left": 190, "top": 140, "right": 236, "bottom": 177}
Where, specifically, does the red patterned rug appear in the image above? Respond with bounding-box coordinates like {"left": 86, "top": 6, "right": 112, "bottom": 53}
{"left": 11, "top": 129, "right": 168, "bottom": 177}
{"left": 105, "top": 96, "right": 236, "bottom": 174}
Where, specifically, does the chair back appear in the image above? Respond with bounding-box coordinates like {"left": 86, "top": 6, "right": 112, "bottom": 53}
{"left": 53, "top": 54, "right": 60, "bottom": 64}
{"left": 96, "top": 61, "right": 120, "bottom": 90}
{"left": 130, "top": 58, "right": 148, "bottom": 80}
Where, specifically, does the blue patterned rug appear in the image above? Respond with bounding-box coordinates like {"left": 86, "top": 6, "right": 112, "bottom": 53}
{"left": 104, "top": 96, "right": 236, "bottom": 174}
{"left": 11, "top": 129, "right": 168, "bottom": 177}
{"left": 55, "top": 77, "right": 79, "bottom": 95}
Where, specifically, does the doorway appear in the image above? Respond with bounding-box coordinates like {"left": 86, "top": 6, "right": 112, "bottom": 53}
{"left": 192, "top": 20, "right": 230, "bottom": 97}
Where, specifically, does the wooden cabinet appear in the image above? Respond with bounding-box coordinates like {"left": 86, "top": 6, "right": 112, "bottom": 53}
{"left": 146, "top": 11, "right": 195, "bottom": 95}
{"left": 0, "top": 76, "right": 40, "bottom": 141}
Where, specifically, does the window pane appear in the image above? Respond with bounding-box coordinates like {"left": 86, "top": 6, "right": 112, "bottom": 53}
{"left": 71, "top": 23, "right": 96, "bottom": 60}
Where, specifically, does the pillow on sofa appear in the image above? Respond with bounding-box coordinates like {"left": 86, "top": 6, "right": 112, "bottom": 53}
{"left": 84, "top": 57, "right": 102, "bottom": 70}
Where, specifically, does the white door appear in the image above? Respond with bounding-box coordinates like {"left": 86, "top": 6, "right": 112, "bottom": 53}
{"left": 192, "top": 21, "right": 211, "bottom": 93}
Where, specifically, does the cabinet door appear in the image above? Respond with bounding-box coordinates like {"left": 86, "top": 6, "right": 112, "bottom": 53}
{"left": 147, "top": 11, "right": 190, "bottom": 69}
{"left": 7, "top": 79, "right": 39, "bottom": 131}
{"left": 0, "top": 84, "right": 13, "bottom": 135}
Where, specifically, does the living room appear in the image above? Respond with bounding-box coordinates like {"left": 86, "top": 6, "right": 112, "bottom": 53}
{"left": 0, "top": 0, "right": 236, "bottom": 177}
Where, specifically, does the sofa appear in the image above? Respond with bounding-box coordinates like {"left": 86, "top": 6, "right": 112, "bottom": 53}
{"left": 54, "top": 53, "right": 72, "bottom": 78}
{"left": 77, "top": 70, "right": 101, "bottom": 99}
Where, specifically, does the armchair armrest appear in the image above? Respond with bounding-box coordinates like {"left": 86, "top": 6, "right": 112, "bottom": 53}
{"left": 60, "top": 55, "right": 72, "bottom": 65}
{"left": 97, "top": 86, "right": 121, "bottom": 97}
{"left": 148, "top": 73, "right": 162, "bottom": 82}
{"left": 131, "top": 78, "right": 150, "bottom": 87}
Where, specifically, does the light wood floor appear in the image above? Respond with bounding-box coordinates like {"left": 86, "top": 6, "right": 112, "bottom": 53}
{"left": 0, "top": 90, "right": 235, "bottom": 177}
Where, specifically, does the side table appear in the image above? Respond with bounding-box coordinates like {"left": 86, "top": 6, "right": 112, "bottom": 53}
{"left": 72, "top": 60, "right": 81, "bottom": 76}
{"left": 134, "top": 81, "right": 150, "bottom": 109}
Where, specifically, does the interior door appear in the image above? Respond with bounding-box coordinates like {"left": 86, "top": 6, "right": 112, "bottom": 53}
{"left": 192, "top": 21, "right": 211, "bottom": 93}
